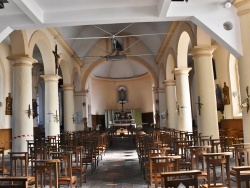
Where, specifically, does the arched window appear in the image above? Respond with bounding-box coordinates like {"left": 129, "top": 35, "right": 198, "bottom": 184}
{"left": 117, "top": 86, "right": 128, "bottom": 103}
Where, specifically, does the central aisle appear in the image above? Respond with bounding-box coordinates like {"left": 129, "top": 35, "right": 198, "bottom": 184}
{"left": 84, "top": 135, "right": 147, "bottom": 188}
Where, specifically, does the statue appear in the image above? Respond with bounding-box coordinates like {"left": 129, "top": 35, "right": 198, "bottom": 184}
{"left": 216, "top": 84, "right": 224, "bottom": 112}
{"left": 222, "top": 82, "right": 230, "bottom": 105}
{"left": 52, "top": 45, "right": 60, "bottom": 75}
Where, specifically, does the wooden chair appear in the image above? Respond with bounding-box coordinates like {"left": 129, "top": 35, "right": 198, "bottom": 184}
{"left": 201, "top": 153, "right": 231, "bottom": 188}
{"left": 189, "top": 146, "right": 211, "bottom": 184}
{"left": 35, "top": 159, "right": 60, "bottom": 188}
{"left": 230, "top": 146, "right": 250, "bottom": 187}
{"left": 9, "top": 152, "right": 35, "bottom": 186}
{"left": 81, "top": 140, "right": 96, "bottom": 174}
{"left": 53, "top": 152, "right": 77, "bottom": 187}
{"left": 62, "top": 146, "right": 86, "bottom": 186}
{"left": 161, "top": 170, "right": 202, "bottom": 188}
{"left": 149, "top": 155, "right": 181, "bottom": 188}
{"left": 145, "top": 147, "right": 172, "bottom": 183}
{"left": 174, "top": 140, "right": 192, "bottom": 170}
{"left": 0, "top": 147, "right": 10, "bottom": 177}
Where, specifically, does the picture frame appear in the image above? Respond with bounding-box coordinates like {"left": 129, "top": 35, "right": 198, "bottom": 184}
{"left": 5, "top": 93, "right": 12, "bottom": 115}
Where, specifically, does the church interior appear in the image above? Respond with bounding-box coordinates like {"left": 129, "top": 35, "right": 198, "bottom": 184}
{"left": 0, "top": 0, "right": 250, "bottom": 187}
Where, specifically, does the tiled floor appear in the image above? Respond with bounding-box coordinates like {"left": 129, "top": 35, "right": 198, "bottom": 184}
{"left": 84, "top": 135, "right": 147, "bottom": 188}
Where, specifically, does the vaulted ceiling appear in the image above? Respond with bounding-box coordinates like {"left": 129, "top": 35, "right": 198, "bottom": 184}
{"left": 0, "top": 0, "right": 242, "bottom": 79}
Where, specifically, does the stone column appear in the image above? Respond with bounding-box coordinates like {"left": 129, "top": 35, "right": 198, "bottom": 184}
{"left": 163, "top": 80, "right": 177, "bottom": 129}
{"left": 74, "top": 91, "right": 84, "bottom": 130}
{"left": 190, "top": 45, "right": 219, "bottom": 139}
{"left": 41, "top": 74, "right": 61, "bottom": 137}
{"left": 235, "top": 0, "right": 250, "bottom": 143}
{"left": 173, "top": 68, "right": 193, "bottom": 132}
{"left": 152, "top": 87, "right": 159, "bottom": 128}
{"left": 82, "top": 91, "right": 89, "bottom": 130}
{"left": 61, "top": 84, "right": 75, "bottom": 132}
{"left": 7, "top": 55, "right": 37, "bottom": 152}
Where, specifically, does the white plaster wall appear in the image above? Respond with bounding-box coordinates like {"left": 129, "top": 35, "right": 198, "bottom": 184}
{"left": 90, "top": 74, "right": 153, "bottom": 114}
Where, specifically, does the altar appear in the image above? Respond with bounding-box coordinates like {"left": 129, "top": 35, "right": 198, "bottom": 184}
{"left": 105, "top": 108, "right": 142, "bottom": 132}
{"left": 110, "top": 111, "right": 136, "bottom": 134}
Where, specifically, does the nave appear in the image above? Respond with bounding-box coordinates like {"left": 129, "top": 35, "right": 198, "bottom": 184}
{"left": 85, "top": 135, "right": 147, "bottom": 188}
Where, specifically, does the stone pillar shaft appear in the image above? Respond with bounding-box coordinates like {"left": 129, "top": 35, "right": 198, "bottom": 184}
{"left": 74, "top": 91, "right": 84, "bottom": 130}
{"left": 41, "top": 74, "right": 61, "bottom": 137}
{"left": 191, "top": 45, "right": 219, "bottom": 139}
{"left": 7, "top": 55, "right": 37, "bottom": 152}
{"left": 163, "top": 80, "right": 177, "bottom": 129}
{"left": 62, "top": 84, "right": 75, "bottom": 132}
{"left": 174, "top": 68, "right": 192, "bottom": 132}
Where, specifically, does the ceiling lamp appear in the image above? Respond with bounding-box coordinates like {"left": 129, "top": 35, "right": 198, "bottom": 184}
{"left": 106, "top": 54, "right": 126, "bottom": 61}
{"left": 224, "top": 1, "right": 232, "bottom": 8}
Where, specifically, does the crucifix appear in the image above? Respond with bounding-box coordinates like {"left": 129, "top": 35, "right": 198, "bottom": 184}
{"left": 54, "top": 110, "right": 59, "bottom": 123}
{"left": 247, "top": 86, "right": 249, "bottom": 113}
{"left": 121, "top": 99, "right": 125, "bottom": 112}
{"left": 72, "top": 114, "right": 76, "bottom": 123}
{"left": 26, "top": 104, "right": 33, "bottom": 119}
{"left": 166, "top": 109, "right": 169, "bottom": 119}
{"left": 52, "top": 45, "right": 60, "bottom": 75}
{"left": 176, "top": 105, "right": 180, "bottom": 116}
{"left": 196, "top": 96, "right": 203, "bottom": 116}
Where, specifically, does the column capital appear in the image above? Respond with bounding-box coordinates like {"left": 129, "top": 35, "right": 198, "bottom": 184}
{"left": 234, "top": 0, "right": 250, "bottom": 16}
{"left": 173, "top": 68, "right": 192, "bottom": 76}
{"left": 74, "top": 90, "right": 88, "bottom": 96}
{"left": 41, "top": 74, "right": 61, "bottom": 82}
{"left": 189, "top": 45, "right": 217, "bottom": 59}
{"left": 152, "top": 87, "right": 159, "bottom": 93}
{"left": 7, "top": 55, "right": 38, "bottom": 67}
{"left": 163, "top": 80, "right": 176, "bottom": 86}
{"left": 61, "top": 84, "right": 75, "bottom": 91}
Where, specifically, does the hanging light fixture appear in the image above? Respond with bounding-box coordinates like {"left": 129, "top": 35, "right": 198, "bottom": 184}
{"left": 224, "top": 1, "right": 232, "bottom": 8}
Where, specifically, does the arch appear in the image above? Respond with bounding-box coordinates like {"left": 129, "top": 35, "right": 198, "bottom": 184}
{"left": 28, "top": 30, "right": 54, "bottom": 75}
{"left": 59, "top": 53, "right": 72, "bottom": 84}
{"left": 176, "top": 23, "right": 196, "bottom": 68}
{"left": 165, "top": 48, "right": 176, "bottom": 80}
{"left": 9, "top": 30, "right": 29, "bottom": 55}
{"left": 81, "top": 56, "right": 158, "bottom": 91}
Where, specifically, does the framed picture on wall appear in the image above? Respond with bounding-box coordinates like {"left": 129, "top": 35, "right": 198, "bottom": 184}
{"left": 5, "top": 93, "right": 12, "bottom": 115}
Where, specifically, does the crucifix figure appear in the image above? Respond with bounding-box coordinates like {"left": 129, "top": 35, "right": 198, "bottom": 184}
{"left": 166, "top": 109, "right": 169, "bottom": 119}
{"left": 54, "top": 110, "right": 59, "bottom": 123}
{"left": 247, "top": 86, "right": 249, "bottom": 113}
{"left": 121, "top": 99, "right": 125, "bottom": 112}
{"left": 52, "top": 45, "right": 60, "bottom": 75}
{"left": 196, "top": 96, "right": 203, "bottom": 116}
{"left": 26, "top": 104, "right": 32, "bottom": 119}
{"left": 176, "top": 105, "right": 180, "bottom": 116}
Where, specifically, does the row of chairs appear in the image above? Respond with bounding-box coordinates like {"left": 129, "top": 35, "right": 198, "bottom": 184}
{"left": 0, "top": 130, "right": 110, "bottom": 187}
{"left": 136, "top": 128, "right": 250, "bottom": 188}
